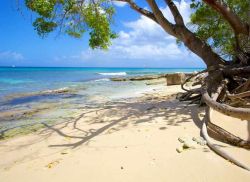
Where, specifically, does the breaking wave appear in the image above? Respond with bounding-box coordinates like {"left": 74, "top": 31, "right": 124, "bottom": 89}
{"left": 98, "top": 72, "right": 127, "bottom": 76}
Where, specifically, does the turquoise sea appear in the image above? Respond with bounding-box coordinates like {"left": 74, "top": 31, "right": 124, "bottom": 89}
{"left": 0, "top": 67, "right": 203, "bottom": 138}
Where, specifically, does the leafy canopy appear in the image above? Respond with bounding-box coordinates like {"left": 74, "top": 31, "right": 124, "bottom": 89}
{"left": 189, "top": 0, "right": 250, "bottom": 58}
{"left": 25, "top": 0, "right": 117, "bottom": 49}
{"left": 25, "top": 0, "right": 249, "bottom": 56}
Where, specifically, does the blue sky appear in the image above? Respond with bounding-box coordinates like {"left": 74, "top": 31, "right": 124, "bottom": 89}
{"left": 0, "top": 0, "right": 205, "bottom": 68}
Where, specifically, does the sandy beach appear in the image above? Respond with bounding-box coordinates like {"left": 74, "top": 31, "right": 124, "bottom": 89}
{"left": 0, "top": 84, "right": 250, "bottom": 182}
{"left": 1, "top": 0, "right": 249, "bottom": 180}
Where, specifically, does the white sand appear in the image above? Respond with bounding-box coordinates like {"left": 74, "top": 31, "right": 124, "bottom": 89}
{"left": 0, "top": 85, "right": 249, "bottom": 182}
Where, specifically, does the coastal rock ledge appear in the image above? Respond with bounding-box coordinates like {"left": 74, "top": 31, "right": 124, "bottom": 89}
{"left": 110, "top": 73, "right": 188, "bottom": 85}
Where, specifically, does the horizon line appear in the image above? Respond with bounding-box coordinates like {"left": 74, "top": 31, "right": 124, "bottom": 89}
{"left": 0, "top": 66, "right": 206, "bottom": 69}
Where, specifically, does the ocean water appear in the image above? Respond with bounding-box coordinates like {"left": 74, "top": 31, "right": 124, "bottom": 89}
{"left": 0, "top": 67, "right": 203, "bottom": 138}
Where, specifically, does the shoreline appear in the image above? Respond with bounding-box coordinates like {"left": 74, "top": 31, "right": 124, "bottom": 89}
{"left": 1, "top": 83, "right": 250, "bottom": 181}
{"left": 0, "top": 72, "right": 185, "bottom": 140}
{"left": 0, "top": 84, "right": 168, "bottom": 140}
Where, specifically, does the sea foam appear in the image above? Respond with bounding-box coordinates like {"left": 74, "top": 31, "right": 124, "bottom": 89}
{"left": 98, "top": 72, "right": 127, "bottom": 76}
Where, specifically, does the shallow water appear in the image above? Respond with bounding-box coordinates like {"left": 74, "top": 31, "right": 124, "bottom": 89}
{"left": 0, "top": 67, "right": 204, "bottom": 138}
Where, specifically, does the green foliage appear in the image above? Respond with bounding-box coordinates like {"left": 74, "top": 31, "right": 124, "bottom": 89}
{"left": 25, "top": 0, "right": 249, "bottom": 55}
{"left": 25, "top": 0, "right": 117, "bottom": 49}
{"left": 25, "top": 0, "right": 57, "bottom": 18}
{"left": 189, "top": 0, "right": 250, "bottom": 58}
{"left": 33, "top": 18, "right": 57, "bottom": 36}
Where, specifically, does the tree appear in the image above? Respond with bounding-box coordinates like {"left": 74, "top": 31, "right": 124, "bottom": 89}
{"left": 189, "top": 0, "right": 250, "bottom": 59}
{"left": 22, "top": 0, "right": 250, "bottom": 170}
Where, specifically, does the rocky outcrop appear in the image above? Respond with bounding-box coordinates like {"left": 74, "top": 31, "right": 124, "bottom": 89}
{"left": 5, "top": 87, "right": 73, "bottom": 101}
{"left": 110, "top": 74, "right": 166, "bottom": 81}
{"left": 110, "top": 77, "right": 128, "bottom": 81}
{"left": 111, "top": 73, "right": 188, "bottom": 85}
{"left": 166, "top": 73, "right": 186, "bottom": 85}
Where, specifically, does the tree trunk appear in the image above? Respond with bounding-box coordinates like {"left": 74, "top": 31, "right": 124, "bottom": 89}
{"left": 145, "top": 0, "right": 225, "bottom": 68}
{"left": 175, "top": 26, "right": 225, "bottom": 68}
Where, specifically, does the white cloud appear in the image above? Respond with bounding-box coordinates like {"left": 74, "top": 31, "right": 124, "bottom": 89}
{"left": 0, "top": 51, "right": 24, "bottom": 61}
{"left": 56, "top": 0, "right": 204, "bottom": 67}
{"left": 113, "top": 1, "right": 127, "bottom": 7}
{"left": 78, "top": 0, "right": 192, "bottom": 60}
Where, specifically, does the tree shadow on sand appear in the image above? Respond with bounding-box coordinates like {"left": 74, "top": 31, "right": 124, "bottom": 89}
{"left": 38, "top": 96, "right": 199, "bottom": 149}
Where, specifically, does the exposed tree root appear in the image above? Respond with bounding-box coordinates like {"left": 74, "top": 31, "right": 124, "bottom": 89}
{"left": 227, "top": 91, "right": 250, "bottom": 99}
{"left": 223, "top": 66, "right": 250, "bottom": 76}
{"left": 202, "top": 109, "right": 250, "bottom": 171}
{"left": 180, "top": 67, "right": 250, "bottom": 170}
{"left": 181, "top": 69, "right": 207, "bottom": 92}
{"left": 202, "top": 89, "right": 250, "bottom": 120}
{"left": 232, "top": 79, "right": 250, "bottom": 93}
{"left": 207, "top": 119, "right": 250, "bottom": 149}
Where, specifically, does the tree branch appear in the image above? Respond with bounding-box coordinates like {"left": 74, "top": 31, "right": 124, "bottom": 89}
{"left": 113, "top": 0, "right": 158, "bottom": 23}
{"left": 203, "top": 0, "right": 249, "bottom": 35}
{"left": 146, "top": 0, "right": 176, "bottom": 36}
{"left": 164, "top": 0, "right": 184, "bottom": 25}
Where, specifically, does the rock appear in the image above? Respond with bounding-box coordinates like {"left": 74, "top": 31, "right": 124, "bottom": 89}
{"left": 178, "top": 137, "right": 188, "bottom": 143}
{"left": 61, "top": 149, "right": 70, "bottom": 155}
{"left": 110, "top": 77, "right": 128, "bottom": 81}
{"left": 166, "top": 73, "right": 186, "bottom": 85}
{"left": 183, "top": 140, "right": 196, "bottom": 149}
{"left": 130, "top": 74, "right": 165, "bottom": 81}
{"left": 199, "top": 141, "right": 207, "bottom": 146}
{"left": 110, "top": 73, "right": 191, "bottom": 86}
{"left": 176, "top": 146, "right": 184, "bottom": 153}
{"left": 45, "top": 160, "right": 61, "bottom": 169}
{"left": 178, "top": 136, "right": 207, "bottom": 151}
{"left": 192, "top": 137, "right": 207, "bottom": 146}
{"left": 110, "top": 74, "right": 167, "bottom": 82}
{"left": 5, "top": 87, "right": 72, "bottom": 101}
